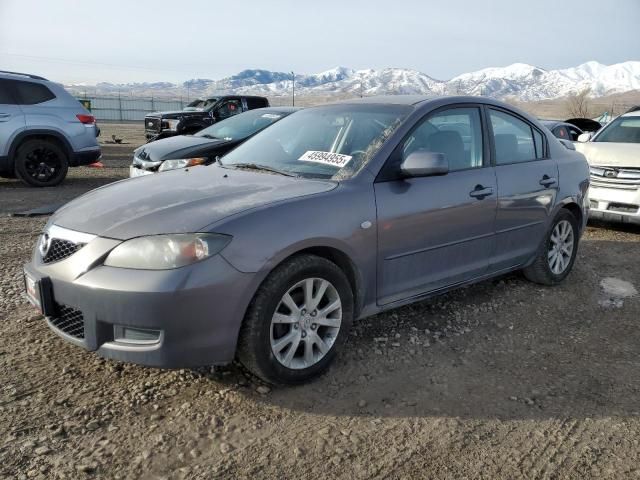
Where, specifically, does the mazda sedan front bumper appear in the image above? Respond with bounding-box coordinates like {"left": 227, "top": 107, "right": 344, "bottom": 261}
{"left": 24, "top": 230, "right": 255, "bottom": 368}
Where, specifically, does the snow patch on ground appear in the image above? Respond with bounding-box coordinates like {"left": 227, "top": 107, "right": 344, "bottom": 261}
{"left": 599, "top": 277, "right": 638, "bottom": 308}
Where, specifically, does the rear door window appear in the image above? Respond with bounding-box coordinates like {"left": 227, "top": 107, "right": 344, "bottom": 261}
{"left": 0, "top": 79, "right": 17, "bottom": 104}
{"left": 489, "top": 109, "right": 544, "bottom": 164}
{"left": 14, "top": 81, "right": 56, "bottom": 105}
{"left": 215, "top": 99, "right": 242, "bottom": 120}
{"left": 553, "top": 126, "right": 569, "bottom": 140}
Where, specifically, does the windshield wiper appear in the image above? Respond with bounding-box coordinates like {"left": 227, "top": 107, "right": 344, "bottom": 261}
{"left": 229, "top": 163, "right": 298, "bottom": 177}
{"left": 199, "top": 134, "right": 218, "bottom": 139}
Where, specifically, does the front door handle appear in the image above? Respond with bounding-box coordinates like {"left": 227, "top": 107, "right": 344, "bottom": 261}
{"left": 539, "top": 175, "right": 557, "bottom": 187}
{"left": 469, "top": 185, "right": 494, "bottom": 199}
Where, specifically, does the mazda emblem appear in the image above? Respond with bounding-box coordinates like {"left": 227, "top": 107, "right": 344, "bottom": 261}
{"left": 603, "top": 169, "right": 618, "bottom": 178}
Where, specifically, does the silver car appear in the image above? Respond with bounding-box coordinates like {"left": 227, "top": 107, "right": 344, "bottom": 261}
{"left": 0, "top": 71, "right": 101, "bottom": 187}
{"left": 23, "top": 96, "right": 589, "bottom": 385}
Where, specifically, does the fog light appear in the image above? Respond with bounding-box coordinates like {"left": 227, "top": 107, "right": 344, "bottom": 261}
{"left": 114, "top": 326, "right": 161, "bottom": 345}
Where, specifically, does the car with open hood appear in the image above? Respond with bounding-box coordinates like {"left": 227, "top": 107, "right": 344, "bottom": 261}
{"left": 23, "top": 96, "right": 589, "bottom": 385}
{"left": 130, "top": 107, "right": 299, "bottom": 176}
{"left": 575, "top": 110, "right": 640, "bottom": 225}
{"left": 541, "top": 120, "right": 584, "bottom": 142}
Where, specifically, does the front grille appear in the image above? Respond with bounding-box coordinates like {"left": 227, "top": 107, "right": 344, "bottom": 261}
{"left": 145, "top": 117, "right": 161, "bottom": 133}
{"left": 49, "top": 304, "right": 85, "bottom": 339}
{"left": 590, "top": 167, "right": 640, "bottom": 191}
{"left": 43, "top": 239, "right": 85, "bottom": 264}
{"left": 607, "top": 203, "right": 639, "bottom": 214}
{"left": 590, "top": 179, "right": 640, "bottom": 191}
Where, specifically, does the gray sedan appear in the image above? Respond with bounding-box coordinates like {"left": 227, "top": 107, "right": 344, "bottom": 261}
{"left": 23, "top": 96, "right": 590, "bottom": 385}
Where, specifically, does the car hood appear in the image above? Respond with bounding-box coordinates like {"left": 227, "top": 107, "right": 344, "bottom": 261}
{"left": 137, "top": 135, "right": 231, "bottom": 162}
{"left": 52, "top": 165, "right": 336, "bottom": 240}
{"left": 574, "top": 142, "right": 640, "bottom": 168}
{"left": 147, "top": 110, "right": 189, "bottom": 117}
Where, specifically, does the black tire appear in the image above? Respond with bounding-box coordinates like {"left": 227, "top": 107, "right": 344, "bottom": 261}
{"left": 14, "top": 139, "right": 69, "bottom": 187}
{"left": 237, "top": 254, "right": 354, "bottom": 385}
{"left": 523, "top": 209, "right": 579, "bottom": 286}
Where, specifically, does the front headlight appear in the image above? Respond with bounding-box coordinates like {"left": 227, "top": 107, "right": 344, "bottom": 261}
{"left": 162, "top": 119, "right": 181, "bottom": 131}
{"left": 158, "top": 157, "right": 207, "bottom": 172}
{"left": 104, "top": 233, "right": 231, "bottom": 270}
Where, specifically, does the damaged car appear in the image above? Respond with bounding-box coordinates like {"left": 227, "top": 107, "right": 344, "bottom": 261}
{"left": 575, "top": 110, "right": 640, "bottom": 225}
{"left": 23, "top": 96, "right": 589, "bottom": 385}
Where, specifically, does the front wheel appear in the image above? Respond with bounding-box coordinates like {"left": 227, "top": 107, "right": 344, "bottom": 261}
{"left": 237, "top": 255, "right": 354, "bottom": 385}
{"left": 523, "top": 209, "right": 579, "bottom": 285}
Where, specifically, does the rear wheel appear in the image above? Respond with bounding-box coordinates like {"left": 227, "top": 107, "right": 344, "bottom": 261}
{"left": 237, "top": 255, "right": 354, "bottom": 385}
{"left": 523, "top": 209, "right": 579, "bottom": 285}
{"left": 14, "top": 139, "right": 69, "bottom": 187}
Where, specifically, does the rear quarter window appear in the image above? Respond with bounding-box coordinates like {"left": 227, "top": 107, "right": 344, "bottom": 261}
{"left": 246, "top": 97, "right": 269, "bottom": 109}
{"left": 14, "top": 81, "right": 56, "bottom": 105}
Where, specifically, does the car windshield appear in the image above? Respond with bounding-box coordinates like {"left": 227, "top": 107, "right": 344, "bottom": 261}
{"left": 195, "top": 109, "right": 288, "bottom": 141}
{"left": 185, "top": 98, "right": 217, "bottom": 110}
{"left": 594, "top": 116, "right": 640, "bottom": 143}
{"left": 219, "top": 104, "right": 412, "bottom": 179}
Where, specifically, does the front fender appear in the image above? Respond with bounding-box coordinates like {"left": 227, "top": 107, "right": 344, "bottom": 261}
{"left": 214, "top": 182, "right": 378, "bottom": 310}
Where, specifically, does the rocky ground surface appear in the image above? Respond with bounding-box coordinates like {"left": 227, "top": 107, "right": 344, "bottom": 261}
{"left": 1, "top": 137, "right": 639, "bottom": 479}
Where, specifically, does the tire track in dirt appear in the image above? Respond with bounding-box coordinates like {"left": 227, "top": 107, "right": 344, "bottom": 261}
{"left": 525, "top": 418, "right": 580, "bottom": 479}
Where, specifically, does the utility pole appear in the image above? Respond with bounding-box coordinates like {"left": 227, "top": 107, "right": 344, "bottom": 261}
{"left": 291, "top": 71, "right": 295, "bottom": 106}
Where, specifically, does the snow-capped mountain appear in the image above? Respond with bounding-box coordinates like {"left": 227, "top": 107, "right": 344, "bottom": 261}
{"left": 450, "top": 61, "right": 640, "bottom": 100}
{"left": 66, "top": 61, "right": 640, "bottom": 101}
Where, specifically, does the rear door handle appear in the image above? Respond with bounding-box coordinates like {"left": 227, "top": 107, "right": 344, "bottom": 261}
{"left": 539, "top": 175, "right": 558, "bottom": 187}
{"left": 0, "top": 113, "right": 11, "bottom": 120}
{"left": 469, "top": 185, "right": 494, "bottom": 199}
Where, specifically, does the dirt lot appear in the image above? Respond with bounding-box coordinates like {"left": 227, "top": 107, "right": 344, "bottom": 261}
{"left": 1, "top": 136, "right": 639, "bottom": 479}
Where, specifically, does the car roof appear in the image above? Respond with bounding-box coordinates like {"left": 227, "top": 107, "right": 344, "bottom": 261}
{"left": 334, "top": 95, "right": 438, "bottom": 106}
{"left": 0, "top": 70, "right": 48, "bottom": 82}
{"left": 622, "top": 110, "right": 640, "bottom": 118}
{"left": 331, "top": 95, "right": 526, "bottom": 109}
{"left": 256, "top": 106, "right": 302, "bottom": 114}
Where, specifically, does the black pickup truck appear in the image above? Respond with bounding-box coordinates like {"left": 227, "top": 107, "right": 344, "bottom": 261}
{"left": 144, "top": 95, "right": 269, "bottom": 141}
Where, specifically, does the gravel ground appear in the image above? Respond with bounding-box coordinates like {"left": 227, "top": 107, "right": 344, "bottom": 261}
{"left": 1, "top": 143, "right": 640, "bottom": 479}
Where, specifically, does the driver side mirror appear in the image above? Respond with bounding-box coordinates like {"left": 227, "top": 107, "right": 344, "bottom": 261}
{"left": 577, "top": 132, "right": 593, "bottom": 142}
{"left": 400, "top": 151, "right": 449, "bottom": 178}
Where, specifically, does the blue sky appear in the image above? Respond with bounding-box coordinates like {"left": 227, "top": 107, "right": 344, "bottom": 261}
{"left": 0, "top": 0, "right": 638, "bottom": 84}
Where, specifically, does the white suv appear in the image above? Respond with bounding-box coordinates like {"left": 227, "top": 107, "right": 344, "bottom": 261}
{"left": 576, "top": 109, "right": 640, "bottom": 225}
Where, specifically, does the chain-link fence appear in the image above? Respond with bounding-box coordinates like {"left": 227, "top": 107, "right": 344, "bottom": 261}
{"left": 74, "top": 94, "right": 304, "bottom": 121}
{"left": 73, "top": 93, "right": 352, "bottom": 121}
{"left": 74, "top": 95, "right": 187, "bottom": 121}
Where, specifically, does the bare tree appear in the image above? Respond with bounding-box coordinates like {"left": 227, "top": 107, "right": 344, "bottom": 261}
{"left": 565, "top": 88, "right": 593, "bottom": 118}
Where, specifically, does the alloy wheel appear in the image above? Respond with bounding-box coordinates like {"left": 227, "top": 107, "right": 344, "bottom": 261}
{"left": 547, "top": 219, "right": 574, "bottom": 275}
{"left": 270, "top": 277, "right": 342, "bottom": 370}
